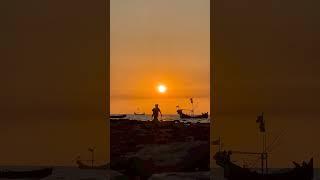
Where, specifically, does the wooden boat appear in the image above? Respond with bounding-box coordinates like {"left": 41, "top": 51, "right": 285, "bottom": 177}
{"left": 134, "top": 107, "right": 145, "bottom": 116}
{"left": 177, "top": 110, "right": 208, "bottom": 119}
{"left": 176, "top": 98, "right": 208, "bottom": 119}
{"left": 76, "top": 160, "right": 107, "bottom": 170}
{"left": 134, "top": 112, "right": 145, "bottom": 115}
{"left": 0, "top": 168, "right": 53, "bottom": 179}
{"left": 213, "top": 151, "right": 313, "bottom": 180}
{"left": 110, "top": 114, "right": 127, "bottom": 118}
{"left": 212, "top": 113, "right": 313, "bottom": 180}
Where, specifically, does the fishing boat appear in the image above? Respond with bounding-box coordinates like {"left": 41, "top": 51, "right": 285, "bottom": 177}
{"left": 212, "top": 113, "right": 314, "bottom": 180}
{"left": 0, "top": 168, "right": 53, "bottom": 179}
{"left": 110, "top": 114, "right": 127, "bottom": 118}
{"left": 176, "top": 98, "right": 208, "bottom": 119}
{"left": 134, "top": 112, "right": 145, "bottom": 116}
{"left": 76, "top": 160, "right": 107, "bottom": 170}
{"left": 214, "top": 151, "right": 313, "bottom": 180}
{"left": 76, "top": 148, "right": 107, "bottom": 170}
{"left": 177, "top": 109, "right": 208, "bottom": 119}
{"left": 134, "top": 108, "right": 145, "bottom": 116}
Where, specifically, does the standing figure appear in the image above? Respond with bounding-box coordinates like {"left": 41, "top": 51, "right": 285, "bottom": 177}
{"left": 152, "top": 104, "right": 162, "bottom": 122}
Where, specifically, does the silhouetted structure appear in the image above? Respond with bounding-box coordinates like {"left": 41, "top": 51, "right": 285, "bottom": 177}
{"left": 214, "top": 151, "right": 313, "bottom": 180}
{"left": 213, "top": 113, "right": 314, "bottom": 180}
{"left": 177, "top": 109, "right": 208, "bottom": 119}
{"left": 110, "top": 114, "right": 127, "bottom": 118}
{"left": 76, "top": 159, "right": 107, "bottom": 170}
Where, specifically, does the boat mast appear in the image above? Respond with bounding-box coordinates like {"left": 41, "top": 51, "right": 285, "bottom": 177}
{"left": 257, "top": 112, "right": 268, "bottom": 174}
{"left": 88, "top": 147, "right": 95, "bottom": 168}
{"left": 190, "top": 97, "right": 194, "bottom": 116}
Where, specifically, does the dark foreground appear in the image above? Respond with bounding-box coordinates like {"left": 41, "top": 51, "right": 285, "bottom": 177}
{"left": 0, "top": 168, "right": 52, "bottom": 179}
{"left": 110, "top": 119, "right": 210, "bottom": 179}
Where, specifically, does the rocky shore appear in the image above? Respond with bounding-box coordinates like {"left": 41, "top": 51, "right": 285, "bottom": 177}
{"left": 110, "top": 119, "right": 210, "bottom": 179}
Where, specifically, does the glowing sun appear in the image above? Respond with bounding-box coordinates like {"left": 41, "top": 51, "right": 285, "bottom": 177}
{"left": 157, "top": 85, "right": 167, "bottom": 93}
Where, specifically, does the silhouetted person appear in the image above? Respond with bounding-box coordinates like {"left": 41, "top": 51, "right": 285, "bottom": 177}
{"left": 152, "top": 104, "right": 162, "bottom": 122}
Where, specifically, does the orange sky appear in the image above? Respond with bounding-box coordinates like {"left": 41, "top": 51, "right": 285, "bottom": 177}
{"left": 110, "top": 0, "right": 210, "bottom": 114}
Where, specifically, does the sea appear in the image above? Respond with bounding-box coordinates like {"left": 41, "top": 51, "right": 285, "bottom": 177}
{"left": 112, "top": 114, "right": 211, "bottom": 124}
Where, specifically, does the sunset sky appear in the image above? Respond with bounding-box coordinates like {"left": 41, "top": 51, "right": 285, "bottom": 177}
{"left": 2, "top": 0, "right": 320, "bottom": 169}
{"left": 110, "top": 0, "right": 210, "bottom": 114}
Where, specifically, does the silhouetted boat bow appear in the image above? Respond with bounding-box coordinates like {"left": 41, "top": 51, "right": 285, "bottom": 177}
{"left": 212, "top": 113, "right": 314, "bottom": 180}
{"left": 213, "top": 151, "right": 313, "bottom": 180}
{"left": 177, "top": 109, "right": 208, "bottom": 119}
{"left": 110, "top": 114, "right": 127, "bottom": 118}
{"left": 76, "top": 160, "right": 107, "bottom": 170}
{"left": 176, "top": 98, "right": 209, "bottom": 119}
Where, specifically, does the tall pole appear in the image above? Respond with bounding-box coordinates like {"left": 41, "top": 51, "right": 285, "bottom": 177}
{"left": 259, "top": 112, "right": 266, "bottom": 174}
{"left": 266, "top": 152, "right": 268, "bottom": 174}
{"left": 260, "top": 112, "right": 268, "bottom": 175}
{"left": 261, "top": 153, "right": 264, "bottom": 175}
{"left": 219, "top": 136, "right": 221, "bottom": 152}
{"left": 92, "top": 150, "right": 94, "bottom": 168}
{"left": 264, "top": 126, "right": 268, "bottom": 174}
{"left": 192, "top": 101, "right": 194, "bottom": 116}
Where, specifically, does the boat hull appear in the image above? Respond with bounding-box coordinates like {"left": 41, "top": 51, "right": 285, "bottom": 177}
{"left": 134, "top": 113, "right": 145, "bottom": 116}
{"left": 76, "top": 160, "right": 107, "bottom": 170}
{"left": 0, "top": 168, "right": 53, "bottom": 179}
{"left": 111, "top": 115, "right": 127, "bottom": 118}
{"left": 214, "top": 152, "right": 313, "bottom": 180}
{"left": 177, "top": 110, "right": 208, "bottom": 119}
{"left": 221, "top": 165, "right": 313, "bottom": 180}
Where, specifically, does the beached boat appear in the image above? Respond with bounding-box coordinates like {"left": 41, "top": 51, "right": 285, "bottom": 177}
{"left": 76, "top": 160, "right": 107, "bottom": 170}
{"left": 176, "top": 98, "right": 208, "bottom": 119}
{"left": 134, "top": 107, "right": 145, "bottom": 116}
{"left": 213, "top": 151, "right": 313, "bottom": 180}
{"left": 177, "top": 110, "right": 208, "bottom": 119}
{"left": 110, "top": 114, "right": 127, "bottom": 118}
{"left": 212, "top": 113, "right": 314, "bottom": 180}
{"left": 0, "top": 168, "right": 53, "bottom": 179}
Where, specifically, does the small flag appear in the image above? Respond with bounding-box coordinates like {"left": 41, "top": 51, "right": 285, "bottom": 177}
{"left": 256, "top": 113, "right": 265, "bottom": 132}
{"left": 212, "top": 139, "right": 221, "bottom": 145}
